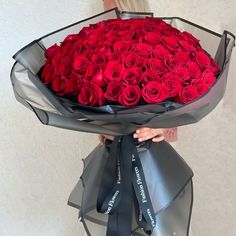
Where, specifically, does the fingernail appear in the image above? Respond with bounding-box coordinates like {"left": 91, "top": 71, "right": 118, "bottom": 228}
{"left": 136, "top": 129, "right": 140, "bottom": 134}
{"left": 138, "top": 138, "right": 142, "bottom": 142}
{"left": 153, "top": 136, "right": 164, "bottom": 142}
{"left": 133, "top": 133, "right": 137, "bottom": 138}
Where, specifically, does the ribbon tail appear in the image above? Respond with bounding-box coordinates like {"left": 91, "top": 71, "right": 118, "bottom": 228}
{"left": 116, "top": 135, "right": 134, "bottom": 236}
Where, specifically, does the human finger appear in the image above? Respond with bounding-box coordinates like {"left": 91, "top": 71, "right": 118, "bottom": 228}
{"left": 98, "top": 134, "right": 105, "bottom": 145}
{"left": 152, "top": 135, "right": 165, "bottom": 142}
{"left": 103, "top": 134, "right": 115, "bottom": 141}
{"left": 133, "top": 127, "right": 151, "bottom": 138}
{"left": 137, "top": 129, "right": 165, "bottom": 142}
{"left": 135, "top": 128, "right": 164, "bottom": 141}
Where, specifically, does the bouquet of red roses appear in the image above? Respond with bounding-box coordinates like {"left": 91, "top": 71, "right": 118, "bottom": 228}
{"left": 10, "top": 8, "right": 235, "bottom": 236}
{"left": 41, "top": 17, "right": 220, "bottom": 108}
{"left": 10, "top": 9, "right": 235, "bottom": 135}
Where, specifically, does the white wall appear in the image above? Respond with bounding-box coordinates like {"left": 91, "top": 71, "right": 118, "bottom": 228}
{"left": 0, "top": 1, "right": 235, "bottom": 236}
{"left": 0, "top": 1, "right": 103, "bottom": 236}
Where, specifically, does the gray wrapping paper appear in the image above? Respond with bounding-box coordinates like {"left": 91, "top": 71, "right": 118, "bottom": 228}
{"left": 68, "top": 140, "right": 193, "bottom": 235}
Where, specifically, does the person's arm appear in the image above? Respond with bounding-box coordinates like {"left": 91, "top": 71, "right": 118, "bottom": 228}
{"left": 103, "top": 0, "right": 117, "bottom": 10}
{"left": 163, "top": 127, "right": 178, "bottom": 142}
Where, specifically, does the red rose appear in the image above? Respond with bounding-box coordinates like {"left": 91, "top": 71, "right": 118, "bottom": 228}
{"left": 91, "top": 69, "right": 107, "bottom": 88}
{"left": 104, "top": 18, "right": 121, "bottom": 28}
{"left": 181, "top": 31, "right": 200, "bottom": 47}
{"left": 51, "top": 76, "right": 66, "bottom": 95}
{"left": 129, "top": 18, "right": 146, "bottom": 28}
{"left": 155, "top": 20, "right": 171, "bottom": 32}
{"left": 78, "top": 83, "right": 105, "bottom": 106}
{"left": 123, "top": 54, "right": 144, "bottom": 68}
{"left": 107, "top": 51, "right": 120, "bottom": 62}
{"left": 91, "top": 53, "right": 106, "bottom": 69}
{"left": 113, "top": 41, "right": 134, "bottom": 55}
{"left": 86, "top": 30, "right": 102, "bottom": 46}
{"left": 84, "top": 62, "right": 99, "bottom": 82}
{"left": 60, "top": 36, "right": 81, "bottom": 55}
{"left": 175, "top": 85, "right": 198, "bottom": 104}
{"left": 69, "top": 71, "right": 83, "bottom": 91}
{"left": 187, "top": 62, "right": 201, "bottom": 78}
{"left": 98, "top": 45, "right": 115, "bottom": 61}
{"left": 73, "top": 55, "right": 90, "bottom": 75}
{"left": 104, "top": 61, "right": 124, "bottom": 81}
{"left": 116, "top": 29, "right": 135, "bottom": 40}
{"left": 144, "top": 32, "right": 162, "bottom": 45}
{"left": 142, "top": 81, "right": 168, "bottom": 103}
{"left": 135, "top": 43, "right": 152, "bottom": 57}
{"left": 191, "top": 79, "right": 209, "bottom": 96}
{"left": 173, "top": 66, "right": 191, "bottom": 86}
{"left": 45, "top": 44, "right": 60, "bottom": 60}
{"left": 194, "top": 50, "right": 211, "bottom": 68}
{"left": 51, "top": 75, "right": 78, "bottom": 96}
{"left": 164, "top": 27, "right": 181, "bottom": 36}
{"left": 104, "top": 31, "right": 117, "bottom": 44}
{"left": 162, "top": 72, "right": 182, "bottom": 97}
{"left": 147, "top": 58, "right": 169, "bottom": 75}
{"left": 162, "top": 36, "right": 180, "bottom": 51}
{"left": 118, "top": 85, "right": 141, "bottom": 106}
{"left": 200, "top": 69, "right": 216, "bottom": 88}
{"left": 165, "top": 51, "right": 190, "bottom": 68}
{"left": 62, "top": 34, "right": 79, "bottom": 43}
{"left": 152, "top": 45, "right": 171, "bottom": 60}
{"left": 121, "top": 67, "right": 142, "bottom": 86}
{"left": 165, "top": 55, "right": 180, "bottom": 69}
{"left": 89, "top": 22, "right": 102, "bottom": 31}
{"left": 42, "top": 63, "right": 54, "bottom": 84}
{"left": 105, "top": 20, "right": 121, "bottom": 31}
{"left": 61, "top": 42, "right": 79, "bottom": 58}
{"left": 80, "top": 49, "right": 93, "bottom": 61}
{"left": 142, "top": 18, "right": 156, "bottom": 31}
{"left": 179, "top": 40, "right": 196, "bottom": 52}
{"left": 104, "top": 80, "right": 123, "bottom": 102}
{"left": 132, "top": 30, "right": 146, "bottom": 41}
{"left": 139, "top": 69, "right": 160, "bottom": 87}
{"left": 77, "top": 26, "right": 92, "bottom": 39}
{"left": 63, "top": 78, "right": 79, "bottom": 95}
{"left": 175, "top": 51, "right": 190, "bottom": 64}
{"left": 57, "top": 55, "right": 72, "bottom": 75}
{"left": 51, "top": 53, "right": 63, "bottom": 68}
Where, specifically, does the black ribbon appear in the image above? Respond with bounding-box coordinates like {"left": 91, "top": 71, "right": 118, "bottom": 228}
{"left": 97, "top": 134, "right": 156, "bottom": 236}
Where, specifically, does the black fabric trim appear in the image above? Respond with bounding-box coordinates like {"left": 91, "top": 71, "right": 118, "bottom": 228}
{"left": 225, "top": 30, "right": 236, "bottom": 45}
{"left": 80, "top": 217, "right": 92, "bottom": 236}
{"left": 186, "top": 180, "right": 194, "bottom": 236}
{"left": 158, "top": 16, "right": 223, "bottom": 37}
{"left": 121, "top": 10, "right": 154, "bottom": 17}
